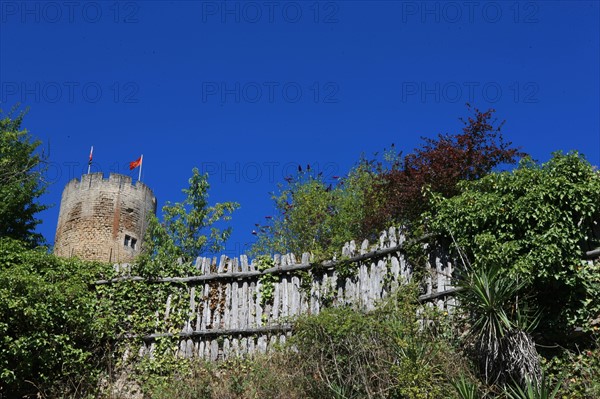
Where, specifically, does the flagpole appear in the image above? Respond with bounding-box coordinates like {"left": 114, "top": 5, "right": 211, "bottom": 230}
{"left": 138, "top": 154, "right": 143, "bottom": 182}
{"left": 87, "top": 146, "right": 93, "bottom": 174}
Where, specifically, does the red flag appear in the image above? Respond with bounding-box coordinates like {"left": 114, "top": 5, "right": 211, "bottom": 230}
{"left": 88, "top": 146, "right": 93, "bottom": 165}
{"left": 129, "top": 156, "right": 142, "bottom": 170}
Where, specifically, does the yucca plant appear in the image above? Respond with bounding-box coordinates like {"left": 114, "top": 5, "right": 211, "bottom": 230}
{"left": 451, "top": 374, "right": 482, "bottom": 399}
{"left": 457, "top": 262, "right": 542, "bottom": 389}
{"left": 504, "top": 373, "right": 563, "bottom": 399}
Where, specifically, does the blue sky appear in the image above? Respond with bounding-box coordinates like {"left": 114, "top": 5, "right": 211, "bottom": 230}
{"left": 1, "top": 1, "right": 599, "bottom": 257}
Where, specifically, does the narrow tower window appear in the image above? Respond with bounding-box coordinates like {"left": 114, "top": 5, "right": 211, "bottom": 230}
{"left": 124, "top": 234, "right": 137, "bottom": 249}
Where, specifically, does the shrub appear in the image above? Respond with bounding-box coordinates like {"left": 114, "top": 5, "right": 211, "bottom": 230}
{"left": 290, "top": 285, "right": 470, "bottom": 399}
{"left": 138, "top": 353, "right": 306, "bottom": 399}
{"left": 541, "top": 338, "right": 600, "bottom": 399}
{"left": 0, "top": 238, "right": 113, "bottom": 398}
{"left": 428, "top": 152, "right": 600, "bottom": 343}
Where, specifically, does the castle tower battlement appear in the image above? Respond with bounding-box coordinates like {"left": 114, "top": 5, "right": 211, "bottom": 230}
{"left": 54, "top": 173, "right": 157, "bottom": 263}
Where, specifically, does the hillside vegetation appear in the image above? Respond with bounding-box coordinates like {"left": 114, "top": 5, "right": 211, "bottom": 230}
{"left": 1, "top": 106, "right": 599, "bottom": 398}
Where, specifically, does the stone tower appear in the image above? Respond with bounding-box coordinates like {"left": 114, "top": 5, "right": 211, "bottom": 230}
{"left": 54, "top": 173, "right": 157, "bottom": 263}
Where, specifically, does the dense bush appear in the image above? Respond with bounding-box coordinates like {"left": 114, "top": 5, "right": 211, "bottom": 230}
{"left": 541, "top": 337, "right": 600, "bottom": 399}
{"left": 143, "top": 354, "right": 307, "bottom": 399}
{"left": 290, "top": 285, "right": 473, "bottom": 399}
{"left": 428, "top": 152, "right": 600, "bottom": 343}
{"left": 0, "top": 238, "right": 113, "bottom": 398}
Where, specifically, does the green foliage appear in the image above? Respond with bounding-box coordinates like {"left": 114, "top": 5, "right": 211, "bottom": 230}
{"left": 428, "top": 152, "right": 600, "bottom": 339}
{"left": 456, "top": 263, "right": 542, "bottom": 387}
{"left": 138, "top": 168, "right": 239, "bottom": 276}
{"left": 504, "top": 373, "right": 563, "bottom": 399}
{"left": 451, "top": 374, "right": 483, "bottom": 399}
{"left": 401, "top": 227, "right": 432, "bottom": 278}
{"left": 458, "top": 263, "right": 536, "bottom": 344}
{"left": 135, "top": 335, "right": 191, "bottom": 389}
{"left": 256, "top": 255, "right": 277, "bottom": 306}
{"left": 143, "top": 354, "right": 308, "bottom": 399}
{"left": 0, "top": 107, "right": 48, "bottom": 246}
{"left": 333, "top": 257, "right": 360, "bottom": 280}
{"left": 96, "top": 274, "right": 194, "bottom": 395}
{"left": 0, "top": 237, "right": 112, "bottom": 398}
{"left": 146, "top": 360, "right": 213, "bottom": 399}
{"left": 290, "top": 285, "right": 466, "bottom": 399}
{"left": 95, "top": 262, "right": 193, "bottom": 386}
{"left": 541, "top": 339, "right": 600, "bottom": 398}
{"left": 295, "top": 270, "right": 312, "bottom": 297}
{"left": 251, "top": 160, "right": 377, "bottom": 259}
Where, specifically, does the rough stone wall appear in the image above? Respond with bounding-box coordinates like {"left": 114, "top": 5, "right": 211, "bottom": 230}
{"left": 54, "top": 173, "right": 157, "bottom": 263}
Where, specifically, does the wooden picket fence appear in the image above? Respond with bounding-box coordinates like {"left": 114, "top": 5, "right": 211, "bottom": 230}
{"left": 94, "top": 227, "right": 458, "bottom": 360}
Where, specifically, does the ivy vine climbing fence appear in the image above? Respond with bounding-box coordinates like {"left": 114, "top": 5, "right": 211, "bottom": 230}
{"left": 93, "top": 226, "right": 458, "bottom": 361}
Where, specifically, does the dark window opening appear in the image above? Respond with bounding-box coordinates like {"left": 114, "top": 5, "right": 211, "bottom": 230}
{"left": 124, "top": 234, "right": 137, "bottom": 249}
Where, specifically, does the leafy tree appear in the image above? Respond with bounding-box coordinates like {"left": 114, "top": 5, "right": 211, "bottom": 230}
{"left": 253, "top": 106, "right": 523, "bottom": 259}
{"left": 0, "top": 107, "right": 48, "bottom": 246}
{"left": 137, "top": 168, "right": 239, "bottom": 275}
{"left": 427, "top": 152, "right": 600, "bottom": 343}
{"left": 251, "top": 161, "right": 376, "bottom": 258}
{"left": 0, "top": 237, "right": 112, "bottom": 398}
{"left": 362, "top": 105, "right": 524, "bottom": 232}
